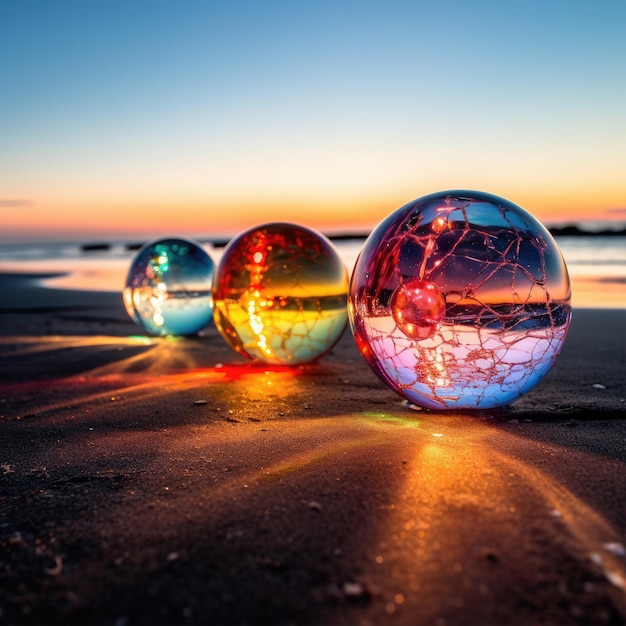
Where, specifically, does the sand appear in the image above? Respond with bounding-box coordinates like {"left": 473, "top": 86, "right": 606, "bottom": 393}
{"left": 0, "top": 272, "right": 624, "bottom": 626}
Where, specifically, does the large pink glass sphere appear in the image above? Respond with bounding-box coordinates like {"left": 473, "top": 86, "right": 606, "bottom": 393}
{"left": 213, "top": 222, "right": 349, "bottom": 364}
{"left": 349, "top": 191, "right": 572, "bottom": 410}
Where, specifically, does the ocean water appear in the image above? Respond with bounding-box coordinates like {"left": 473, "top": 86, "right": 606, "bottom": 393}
{"left": 553, "top": 236, "right": 626, "bottom": 278}
{"left": 0, "top": 235, "right": 623, "bottom": 309}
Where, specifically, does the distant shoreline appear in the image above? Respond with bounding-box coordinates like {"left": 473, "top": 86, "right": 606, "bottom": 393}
{"left": 546, "top": 224, "right": 626, "bottom": 238}
{"left": 0, "top": 224, "right": 624, "bottom": 255}
{"left": 89, "top": 224, "right": 626, "bottom": 254}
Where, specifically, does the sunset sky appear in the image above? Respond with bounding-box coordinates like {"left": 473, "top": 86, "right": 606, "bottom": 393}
{"left": 1, "top": 0, "right": 625, "bottom": 242}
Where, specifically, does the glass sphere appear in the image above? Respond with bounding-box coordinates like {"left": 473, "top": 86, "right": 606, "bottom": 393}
{"left": 213, "top": 222, "right": 349, "bottom": 364}
{"left": 123, "top": 237, "right": 215, "bottom": 336}
{"left": 349, "top": 190, "right": 572, "bottom": 410}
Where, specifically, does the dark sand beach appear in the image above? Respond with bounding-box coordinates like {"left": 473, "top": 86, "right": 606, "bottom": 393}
{"left": 0, "top": 272, "right": 624, "bottom": 626}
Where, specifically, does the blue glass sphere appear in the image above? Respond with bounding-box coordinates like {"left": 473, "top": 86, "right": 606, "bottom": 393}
{"left": 349, "top": 190, "right": 572, "bottom": 410}
{"left": 123, "top": 237, "right": 215, "bottom": 336}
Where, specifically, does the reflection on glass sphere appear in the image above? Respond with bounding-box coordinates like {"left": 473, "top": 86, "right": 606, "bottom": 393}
{"left": 213, "top": 222, "right": 349, "bottom": 364}
{"left": 349, "top": 190, "right": 572, "bottom": 410}
{"left": 123, "top": 237, "right": 215, "bottom": 336}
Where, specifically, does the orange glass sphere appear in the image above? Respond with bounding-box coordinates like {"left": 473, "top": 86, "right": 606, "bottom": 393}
{"left": 213, "top": 223, "right": 349, "bottom": 364}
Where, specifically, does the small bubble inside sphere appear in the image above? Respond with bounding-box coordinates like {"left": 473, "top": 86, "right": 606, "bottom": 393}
{"left": 123, "top": 237, "right": 215, "bottom": 336}
{"left": 349, "top": 190, "right": 572, "bottom": 409}
{"left": 213, "top": 222, "right": 349, "bottom": 364}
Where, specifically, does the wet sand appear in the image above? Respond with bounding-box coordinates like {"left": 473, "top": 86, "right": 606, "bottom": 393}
{"left": 0, "top": 272, "right": 624, "bottom": 625}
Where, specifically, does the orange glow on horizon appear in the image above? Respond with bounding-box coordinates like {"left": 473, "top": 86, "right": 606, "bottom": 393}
{"left": 1, "top": 184, "right": 624, "bottom": 243}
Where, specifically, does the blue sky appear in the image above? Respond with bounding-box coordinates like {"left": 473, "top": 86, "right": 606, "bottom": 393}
{"left": 1, "top": 0, "right": 624, "bottom": 241}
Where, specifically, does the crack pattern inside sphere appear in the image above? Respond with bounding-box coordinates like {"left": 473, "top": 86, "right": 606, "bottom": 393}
{"left": 349, "top": 190, "right": 572, "bottom": 409}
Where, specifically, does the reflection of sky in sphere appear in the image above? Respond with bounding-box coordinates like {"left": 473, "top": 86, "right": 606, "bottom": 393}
{"left": 350, "top": 190, "right": 572, "bottom": 409}
{"left": 123, "top": 238, "right": 215, "bottom": 336}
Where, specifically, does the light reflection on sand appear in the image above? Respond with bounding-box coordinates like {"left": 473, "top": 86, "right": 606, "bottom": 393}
{"left": 356, "top": 412, "right": 626, "bottom": 620}
{"left": 6, "top": 379, "right": 622, "bottom": 623}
